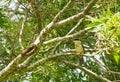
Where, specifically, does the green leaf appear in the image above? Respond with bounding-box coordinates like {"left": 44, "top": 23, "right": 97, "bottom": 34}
{"left": 113, "top": 53, "right": 119, "bottom": 64}
{"left": 86, "top": 21, "right": 102, "bottom": 27}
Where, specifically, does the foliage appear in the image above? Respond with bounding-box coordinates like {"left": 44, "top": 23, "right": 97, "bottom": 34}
{"left": 0, "top": 0, "right": 120, "bottom": 82}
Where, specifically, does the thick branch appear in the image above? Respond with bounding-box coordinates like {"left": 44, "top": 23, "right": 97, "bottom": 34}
{"left": 83, "top": 0, "right": 98, "bottom": 14}
{"left": 0, "top": 55, "right": 22, "bottom": 81}
{"left": 0, "top": 44, "right": 37, "bottom": 81}
{"left": 53, "top": 0, "right": 98, "bottom": 28}
{"left": 33, "top": 1, "right": 42, "bottom": 33}
{"left": 18, "top": 46, "right": 54, "bottom": 69}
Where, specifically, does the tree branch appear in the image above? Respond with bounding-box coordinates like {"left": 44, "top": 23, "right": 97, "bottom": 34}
{"left": 52, "top": 18, "right": 84, "bottom": 53}
{"left": 53, "top": 0, "right": 98, "bottom": 28}
{"left": 21, "top": 51, "right": 97, "bottom": 73}
{"left": 19, "top": 11, "right": 28, "bottom": 50}
{"left": 0, "top": 54, "right": 22, "bottom": 81}
{"left": 43, "top": 27, "right": 93, "bottom": 45}
{"left": 53, "top": 0, "right": 72, "bottom": 22}
{"left": 0, "top": 0, "right": 98, "bottom": 81}
{"left": 26, "top": 52, "right": 78, "bottom": 71}
{"left": 63, "top": 61, "right": 112, "bottom": 82}
{"left": 0, "top": 28, "right": 16, "bottom": 57}
{"left": 34, "top": 0, "right": 98, "bottom": 45}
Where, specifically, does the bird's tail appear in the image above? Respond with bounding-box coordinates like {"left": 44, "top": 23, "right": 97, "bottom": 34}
{"left": 79, "top": 57, "right": 84, "bottom": 65}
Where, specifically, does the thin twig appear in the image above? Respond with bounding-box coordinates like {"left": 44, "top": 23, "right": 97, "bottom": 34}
{"left": 23, "top": 51, "right": 100, "bottom": 73}
{"left": 10, "top": 1, "right": 20, "bottom": 18}
{"left": 19, "top": 12, "right": 28, "bottom": 50}
{"left": 92, "top": 57, "right": 109, "bottom": 71}
{"left": 67, "top": 18, "right": 84, "bottom": 35}
{"left": 0, "top": 28, "right": 16, "bottom": 57}
{"left": 106, "top": 71, "right": 120, "bottom": 75}
{"left": 26, "top": 52, "right": 80, "bottom": 71}
{"left": 52, "top": 18, "right": 84, "bottom": 53}
{"left": 53, "top": 0, "right": 72, "bottom": 22}
{"left": 63, "top": 61, "right": 112, "bottom": 82}
{"left": 43, "top": 27, "right": 93, "bottom": 45}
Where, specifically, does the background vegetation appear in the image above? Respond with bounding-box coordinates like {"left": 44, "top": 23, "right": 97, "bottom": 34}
{"left": 0, "top": 0, "right": 120, "bottom": 82}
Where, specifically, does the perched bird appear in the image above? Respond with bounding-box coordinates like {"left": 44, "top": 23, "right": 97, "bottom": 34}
{"left": 74, "top": 39, "right": 84, "bottom": 65}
